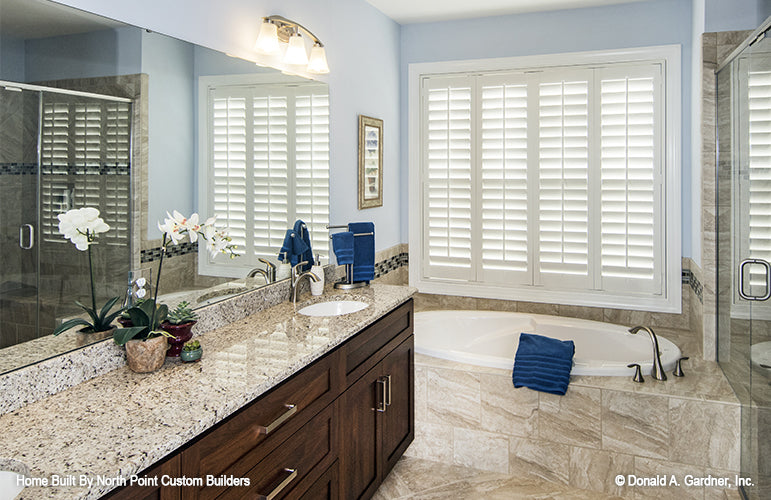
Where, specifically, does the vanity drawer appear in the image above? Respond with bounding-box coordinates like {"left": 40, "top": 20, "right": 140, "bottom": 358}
{"left": 180, "top": 350, "right": 342, "bottom": 500}
{"left": 343, "top": 299, "right": 413, "bottom": 385}
{"left": 217, "top": 401, "right": 338, "bottom": 500}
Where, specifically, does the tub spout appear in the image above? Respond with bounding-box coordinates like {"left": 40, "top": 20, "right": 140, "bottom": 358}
{"left": 628, "top": 326, "right": 667, "bottom": 381}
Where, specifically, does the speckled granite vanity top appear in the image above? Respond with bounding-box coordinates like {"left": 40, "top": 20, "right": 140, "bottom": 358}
{"left": 0, "top": 284, "right": 416, "bottom": 500}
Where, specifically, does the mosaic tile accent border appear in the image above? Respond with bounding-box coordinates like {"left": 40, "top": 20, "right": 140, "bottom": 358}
{"left": 0, "top": 163, "right": 130, "bottom": 176}
{"left": 374, "top": 252, "right": 409, "bottom": 279}
{"left": 140, "top": 241, "right": 198, "bottom": 263}
{"left": 682, "top": 268, "right": 703, "bottom": 303}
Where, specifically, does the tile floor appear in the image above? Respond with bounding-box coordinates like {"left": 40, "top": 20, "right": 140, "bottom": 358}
{"left": 372, "top": 456, "right": 623, "bottom": 499}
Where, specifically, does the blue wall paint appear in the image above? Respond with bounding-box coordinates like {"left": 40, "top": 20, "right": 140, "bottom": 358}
{"left": 55, "top": 0, "right": 403, "bottom": 254}
{"left": 0, "top": 36, "right": 25, "bottom": 81}
{"left": 705, "top": 0, "right": 765, "bottom": 32}
{"left": 399, "top": 0, "right": 694, "bottom": 258}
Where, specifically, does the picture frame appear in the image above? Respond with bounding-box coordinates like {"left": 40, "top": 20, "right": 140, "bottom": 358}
{"left": 358, "top": 115, "right": 383, "bottom": 209}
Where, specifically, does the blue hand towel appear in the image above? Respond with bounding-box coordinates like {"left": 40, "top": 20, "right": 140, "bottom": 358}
{"left": 293, "top": 219, "right": 314, "bottom": 272}
{"left": 278, "top": 229, "right": 309, "bottom": 269}
{"left": 348, "top": 222, "right": 374, "bottom": 282}
{"left": 512, "top": 333, "right": 575, "bottom": 396}
{"left": 331, "top": 232, "right": 354, "bottom": 265}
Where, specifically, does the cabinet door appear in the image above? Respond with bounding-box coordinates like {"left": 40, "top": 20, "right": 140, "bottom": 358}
{"left": 297, "top": 461, "right": 338, "bottom": 500}
{"left": 340, "top": 363, "right": 382, "bottom": 500}
{"left": 380, "top": 336, "right": 414, "bottom": 477}
{"left": 102, "top": 455, "right": 180, "bottom": 500}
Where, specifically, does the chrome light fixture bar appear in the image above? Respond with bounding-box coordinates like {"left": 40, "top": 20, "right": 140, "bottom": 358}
{"left": 255, "top": 15, "right": 329, "bottom": 74}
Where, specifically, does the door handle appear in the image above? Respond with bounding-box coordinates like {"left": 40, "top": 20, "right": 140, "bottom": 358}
{"left": 384, "top": 374, "right": 392, "bottom": 407}
{"left": 376, "top": 377, "right": 387, "bottom": 412}
{"left": 738, "top": 258, "right": 771, "bottom": 301}
{"left": 19, "top": 224, "right": 34, "bottom": 250}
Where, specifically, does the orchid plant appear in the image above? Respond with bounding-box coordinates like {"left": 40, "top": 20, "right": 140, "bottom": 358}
{"left": 113, "top": 211, "right": 237, "bottom": 346}
{"left": 53, "top": 207, "right": 125, "bottom": 335}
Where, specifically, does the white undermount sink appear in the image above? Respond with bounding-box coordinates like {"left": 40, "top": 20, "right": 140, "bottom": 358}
{"left": 0, "top": 459, "right": 28, "bottom": 500}
{"left": 298, "top": 300, "right": 369, "bottom": 317}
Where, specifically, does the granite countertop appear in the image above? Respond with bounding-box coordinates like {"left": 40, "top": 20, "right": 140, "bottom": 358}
{"left": 0, "top": 283, "right": 416, "bottom": 500}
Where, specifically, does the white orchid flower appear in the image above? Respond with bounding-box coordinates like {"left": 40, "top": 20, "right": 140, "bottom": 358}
{"left": 135, "top": 277, "right": 146, "bottom": 288}
{"left": 57, "top": 207, "right": 110, "bottom": 251}
{"left": 135, "top": 288, "right": 147, "bottom": 299}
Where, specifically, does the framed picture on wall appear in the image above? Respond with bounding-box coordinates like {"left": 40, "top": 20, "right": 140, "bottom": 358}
{"left": 358, "top": 115, "right": 383, "bottom": 209}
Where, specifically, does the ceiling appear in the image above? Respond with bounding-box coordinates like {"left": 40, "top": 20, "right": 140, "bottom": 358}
{"left": 0, "top": 0, "right": 123, "bottom": 39}
{"left": 366, "top": 0, "right": 649, "bottom": 24}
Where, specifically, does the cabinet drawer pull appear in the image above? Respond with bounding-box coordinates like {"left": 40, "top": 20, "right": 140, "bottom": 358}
{"left": 258, "top": 468, "right": 297, "bottom": 500}
{"left": 385, "top": 374, "right": 392, "bottom": 407}
{"left": 257, "top": 404, "right": 297, "bottom": 435}
{"left": 376, "top": 377, "right": 387, "bottom": 412}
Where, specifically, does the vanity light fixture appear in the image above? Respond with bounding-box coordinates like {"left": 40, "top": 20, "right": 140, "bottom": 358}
{"left": 255, "top": 16, "right": 329, "bottom": 74}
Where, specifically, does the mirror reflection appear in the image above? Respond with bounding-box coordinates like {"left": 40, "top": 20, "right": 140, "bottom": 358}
{"left": 0, "top": 0, "right": 330, "bottom": 374}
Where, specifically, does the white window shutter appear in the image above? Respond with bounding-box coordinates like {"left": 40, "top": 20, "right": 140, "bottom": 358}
{"left": 537, "top": 73, "right": 591, "bottom": 288}
{"left": 479, "top": 76, "right": 531, "bottom": 283}
{"left": 598, "top": 64, "right": 662, "bottom": 294}
{"left": 422, "top": 76, "right": 474, "bottom": 281}
{"left": 747, "top": 69, "right": 771, "bottom": 288}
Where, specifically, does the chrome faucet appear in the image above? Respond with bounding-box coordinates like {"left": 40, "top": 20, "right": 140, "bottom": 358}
{"left": 628, "top": 325, "right": 667, "bottom": 381}
{"left": 291, "top": 262, "right": 319, "bottom": 306}
{"left": 247, "top": 258, "right": 277, "bottom": 283}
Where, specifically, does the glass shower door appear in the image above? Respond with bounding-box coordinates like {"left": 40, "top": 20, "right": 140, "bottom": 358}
{"left": 0, "top": 86, "right": 40, "bottom": 349}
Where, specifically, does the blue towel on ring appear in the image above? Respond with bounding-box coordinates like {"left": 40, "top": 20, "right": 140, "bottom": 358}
{"left": 293, "top": 219, "right": 314, "bottom": 272}
{"left": 278, "top": 229, "right": 309, "bottom": 269}
{"left": 331, "top": 232, "right": 354, "bottom": 265}
{"left": 348, "top": 222, "right": 374, "bottom": 282}
{"left": 512, "top": 333, "right": 575, "bottom": 395}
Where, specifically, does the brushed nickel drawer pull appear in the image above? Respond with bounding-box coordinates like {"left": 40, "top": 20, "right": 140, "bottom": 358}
{"left": 257, "top": 404, "right": 297, "bottom": 435}
{"left": 259, "top": 468, "right": 297, "bottom": 500}
{"left": 385, "top": 374, "right": 392, "bottom": 407}
{"left": 376, "top": 377, "right": 387, "bottom": 412}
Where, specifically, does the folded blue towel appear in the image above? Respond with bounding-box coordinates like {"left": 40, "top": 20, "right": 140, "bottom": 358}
{"left": 348, "top": 222, "right": 374, "bottom": 282}
{"left": 278, "top": 229, "right": 309, "bottom": 270}
{"left": 294, "top": 219, "right": 314, "bottom": 272}
{"left": 331, "top": 231, "right": 354, "bottom": 266}
{"left": 512, "top": 333, "right": 575, "bottom": 396}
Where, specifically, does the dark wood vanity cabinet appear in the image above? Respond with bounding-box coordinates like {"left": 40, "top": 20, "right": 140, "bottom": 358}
{"left": 102, "top": 298, "right": 413, "bottom": 500}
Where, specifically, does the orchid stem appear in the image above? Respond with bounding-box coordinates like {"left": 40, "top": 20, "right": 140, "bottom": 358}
{"left": 151, "top": 234, "right": 167, "bottom": 333}
{"left": 87, "top": 232, "right": 97, "bottom": 314}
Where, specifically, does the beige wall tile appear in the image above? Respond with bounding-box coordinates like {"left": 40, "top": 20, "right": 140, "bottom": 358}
{"left": 509, "top": 436, "right": 570, "bottom": 484}
{"left": 538, "top": 386, "right": 602, "bottom": 449}
{"left": 601, "top": 390, "right": 669, "bottom": 459}
{"left": 453, "top": 428, "right": 510, "bottom": 473}
{"left": 479, "top": 373, "right": 538, "bottom": 438}
{"left": 568, "top": 446, "right": 634, "bottom": 497}
{"left": 425, "top": 367, "right": 481, "bottom": 428}
{"left": 669, "top": 398, "right": 740, "bottom": 471}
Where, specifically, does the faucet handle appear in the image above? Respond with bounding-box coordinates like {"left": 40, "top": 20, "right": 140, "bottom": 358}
{"left": 673, "top": 356, "right": 689, "bottom": 377}
{"left": 258, "top": 257, "right": 276, "bottom": 270}
{"left": 627, "top": 363, "right": 645, "bottom": 383}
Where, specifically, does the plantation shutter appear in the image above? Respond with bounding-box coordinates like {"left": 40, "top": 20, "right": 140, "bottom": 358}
{"left": 41, "top": 102, "right": 71, "bottom": 243}
{"left": 295, "top": 91, "right": 330, "bottom": 258}
{"left": 211, "top": 90, "right": 249, "bottom": 256}
{"left": 536, "top": 71, "right": 591, "bottom": 289}
{"left": 252, "top": 89, "right": 289, "bottom": 257}
{"left": 422, "top": 75, "right": 474, "bottom": 281}
{"left": 479, "top": 75, "right": 531, "bottom": 284}
{"left": 598, "top": 64, "right": 662, "bottom": 294}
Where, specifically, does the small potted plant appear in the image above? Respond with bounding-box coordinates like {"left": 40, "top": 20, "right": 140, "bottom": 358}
{"left": 180, "top": 340, "right": 202, "bottom": 363}
{"left": 162, "top": 301, "right": 199, "bottom": 357}
{"left": 113, "top": 299, "right": 173, "bottom": 373}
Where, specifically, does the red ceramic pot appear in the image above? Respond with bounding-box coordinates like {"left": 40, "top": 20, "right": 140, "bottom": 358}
{"left": 161, "top": 321, "right": 196, "bottom": 357}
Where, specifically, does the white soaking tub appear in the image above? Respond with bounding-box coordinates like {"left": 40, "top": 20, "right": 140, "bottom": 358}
{"left": 414, "top": 310, "right": 682, "bottom": 377}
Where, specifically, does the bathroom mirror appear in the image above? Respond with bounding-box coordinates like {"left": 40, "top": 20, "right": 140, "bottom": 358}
{"left": 0, "top": 0, "right": 330, "bottom": 374}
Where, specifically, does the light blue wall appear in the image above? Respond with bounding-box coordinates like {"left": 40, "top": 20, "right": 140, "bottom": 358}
{"left": 54, "top": 0, "right": 403, "bottom": 254}
{"left": 705, "top": 0, "right": 766, "bottom": 32}
{"left": 24, "top": 27, "right": 141, "bottom": 82}
{"left": 141, "top": 31, "right": 195, "bottom": 237}
{"left": 400, "top": 0, "right": 694, "bottom": 258}
{"left": 0, "top": 35, "right": 25, "bottom": 81}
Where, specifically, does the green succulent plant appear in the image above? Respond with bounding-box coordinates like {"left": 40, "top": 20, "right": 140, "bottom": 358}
{"left": 182, "top": 340, "right": 201, "bottom": 352}
{"left": 113, "top": 299, "right": 171, "bottom": 346}
{"left": 166, "top": 301, "right": 198, "bottom": 325}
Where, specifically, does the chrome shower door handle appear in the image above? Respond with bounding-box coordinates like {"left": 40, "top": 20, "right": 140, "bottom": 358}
{"left": 19, "top": 224, "right": 34, "bottom": 249}
{"left": 738, "top": 258, "right": 771, "bottom": 301}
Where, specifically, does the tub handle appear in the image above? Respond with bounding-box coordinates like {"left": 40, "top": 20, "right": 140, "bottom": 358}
{"left": 627, "top": 363, "right": 644, "bottom": 383}
{"left": 738, "top": 259, "right": 771, "bottom": 301}
{"left": 673, "top": 356, "right": 689, "bottom": 377}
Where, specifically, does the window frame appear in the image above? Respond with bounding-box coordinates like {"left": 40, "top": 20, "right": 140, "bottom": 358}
{"left": 408, "top": 45, "right": 682, "bottom": 313}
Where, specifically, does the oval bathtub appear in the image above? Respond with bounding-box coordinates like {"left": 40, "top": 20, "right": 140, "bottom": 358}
{"left": 414, "top": 310, "right": 681, "bottom": 377}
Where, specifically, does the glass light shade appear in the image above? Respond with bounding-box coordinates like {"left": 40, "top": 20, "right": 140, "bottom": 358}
{"left": 284, "top": 33, "right": 309, "bottom": 65}
{"left": 254, "top": 20, "right": 279, "bottom": 54}
{"left": 307, "top": 44, "right": 329, "bottom": 74}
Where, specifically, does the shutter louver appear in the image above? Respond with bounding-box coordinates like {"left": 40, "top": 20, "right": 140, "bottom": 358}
{"left": 295, "top": 92, "right": 330, "bottom": 257}
{"left": 423, "top": 78, "right": 474, "bottom": 280}
{"left": 41, "top": 102, "right": 70, "bottom": 242}
{"left": 538, "top": 77, "right": 590, "bottom": 284}
{"left": 212, "top": 95, "right": 248, "bottom": 255}
{"left": 600, "top": 74, "right": 658, "bottom": 284}
{"left": 480, "top": 81, "right": 529, "bottom": 280}
{"left": 748, "top": 70, "right": 771, "bottom": 287}
{"left": 252, "top": 94, "right": 289, "bottom": 256}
